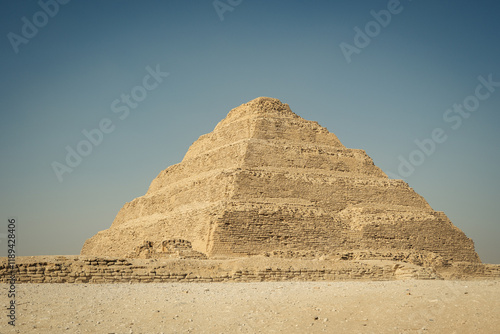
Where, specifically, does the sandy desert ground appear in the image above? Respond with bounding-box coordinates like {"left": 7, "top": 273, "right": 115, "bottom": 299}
{"left": 1, "top": 280, "right": 499, "bottom": 333}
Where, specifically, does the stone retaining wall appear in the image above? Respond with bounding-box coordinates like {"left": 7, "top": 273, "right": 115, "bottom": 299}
{"left": 2, "top": 256, "right": 499, "bottom": 283}
{"left": 0, "top": 256, "right": 434, "bottom": 283}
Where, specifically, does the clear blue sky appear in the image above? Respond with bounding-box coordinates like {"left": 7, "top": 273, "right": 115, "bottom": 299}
{"left": 1, "top": 0, "right": 499, "bottom": 263}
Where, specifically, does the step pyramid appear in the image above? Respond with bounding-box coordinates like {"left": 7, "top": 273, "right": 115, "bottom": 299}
{"left": 81, "top": 97, "right": 480, "bottom": 263}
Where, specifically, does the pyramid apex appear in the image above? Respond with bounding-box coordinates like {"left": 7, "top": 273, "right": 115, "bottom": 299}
{"left": 223, "top": 97, "right": 298, "bottom": 123}
{"left": 247, "top": 96, "right": 282, "bottom": 104}
{"left": 242, "top": 96, "right": 291, "bottom": 112}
